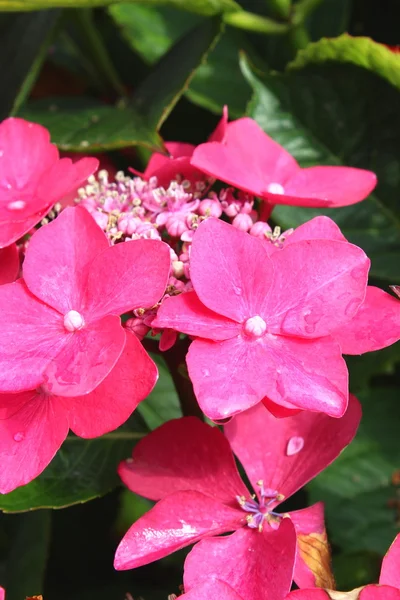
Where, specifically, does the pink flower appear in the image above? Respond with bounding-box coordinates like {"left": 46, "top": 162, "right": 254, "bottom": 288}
{"left": 0, "top": 206, "right": 170, "bottom": 395}
{"left": 179, "top": 581, "right": 244, "bottom": 600}
{"left": 191, "top": 117, "right": 377, "bottom": 209}
{"left": 153, "top": 218, "right": 370, "bottom": 420}
{"left": 114, "top": 398, "right": 360, "bottom": 600}
{"left": 286, "top": 533, "right": 400, "bottom": 599}
{"left": 0, "top": 331, "right": 156, "bottom": 493}
{"left": 0, "top": 118, "right": 98, "bottom": 247}
{"left": 143, "top": 107, "right": 228, "bottom": 188}
{"left": 0, "top": 243, "right": 19, "bottom": 284}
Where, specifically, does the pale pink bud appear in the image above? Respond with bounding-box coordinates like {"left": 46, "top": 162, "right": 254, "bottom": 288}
{"left": 250, "top": 221, "right": 273, "bottom": 239}
{"left": 92, "top": 211, "right": 109, "bottom": 230}
{"left": 166, "top": 215, "right": 189, "bottom": 238}
{"left": 64, "top": 310, "right": 85, "bottom": 332}
{"left": 125, "top": 318, "right": 150, "bottom": 341}
{"left": 198, "top": 198, "right": 222, "bottom": 218}
{"left": 172, "top": 260, "right": 185, "bottom": 278}
{"left": 232, "top": 213, "right": 253, "bottom": 232}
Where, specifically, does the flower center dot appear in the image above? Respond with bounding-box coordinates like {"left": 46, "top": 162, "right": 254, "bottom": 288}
{"left": 64, "top": 310, "right": 85, "bottom": 332}
{"left": 243, "top": 316, "right": 267, "bottom": 338}
{"left": 267, "top": 183, "right": 285, "bottom": 195}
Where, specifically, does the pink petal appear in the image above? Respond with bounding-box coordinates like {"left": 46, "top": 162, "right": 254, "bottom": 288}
{"left": 0, "top": 212, "right": 48, "bottom": 248}
{"left": 190, "top": 218, "right": 274, "bottom": 322}
{"left": 285, "top": 216, "right": 347, "bottom": 245}
{"left": 180, "top": 581, "right": 244, "bottom": 600}
{"left": 333, "top": 286, "right": 400, "bottom": 354}
{"left": 118, "top": 417, "right": 248, "bottom": 502}
{"left": 290, "top": 503, "right": 334, "bottom": 589}
{"left": 0, "top": 280, "right": 67, "bottom": 392}
{"left": 191, "top": 118, "right": 299, "bottom": 197}
{"left": 265, "top": 239, "right": 369, "bottom": 338}
{"left": 0, "top": 243, "right": 19, "bottom": 284}
{"left": 208, "top": 105, "right": 228, "bottom": 143}
{"left": 144, "top": 143, "right": 204, "bottom": 187}
{"left": 283, "top": 166, "right": 377, "bottom": 208}
{"left": 0, "top": 588, "right": 4, "bottom": 600}
{"left": 380, "top": 534, "right": 400, "bottom": 587}
{"left": 66, "top": 332, "right": 157, "bottom": 438}
{"left": 37, "top": 156, "right": 99, "bottom": 205}
{"left": 23, "top": 206, "right": 109, "bottom": 314}
{"left": 184, "top": 518, "right": 297, "bottom": 600}
{"left": 166, "top": 141, "right": 196, "bottom": 158}
{"left": 83, "top": 238, "right": 171, "bottom": 321}
{"left": 225, "top": 395, "right": 361, "bottom": 503}
{"left": 114, "top": 490, "right": 244, "bottom": 570}
{"left": 153, "top": 291, "right": 241, "bottom": 341}
{"left": 188, "top": 334, "right": 349, "bottom": 420}
{"left": 43, "top": 315, "right": 125, "bottom": 397}
{"left": 285, "top": 592, "right": 331, "bottom": 600}
{"left": 0, "top": 390, "right": 69, "bottom": 493}
{"left": 360, "top": 586, "right": 400, "bottom": 600}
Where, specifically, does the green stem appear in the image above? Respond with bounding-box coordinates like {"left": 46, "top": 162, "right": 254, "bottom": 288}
{"left": 288, "top": 23, "right": 311, "bottom": 50}
{"left": 223, "top": 10, "right": 289, "bottom": 35}
{"left": 293, "top": 0, "right": 324, "bottom": 24}
{"left": 265, "top": 0, "right": 291, "bottom": 20}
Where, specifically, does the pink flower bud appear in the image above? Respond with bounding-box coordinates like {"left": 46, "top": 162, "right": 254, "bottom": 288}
{"left": 166, "top": 215, "right": 189, "bottom": 238}
{"left": 250, "top": 221, "right": 273, "bottom": 239}
{"left": 232, "top": 213, "right": 253, "bottom": 232}
{"left": 125, "top": 318, "right": 150, "bottom": 341}
{"left": 198, "top": 198, "right": 222, "bottom": 218}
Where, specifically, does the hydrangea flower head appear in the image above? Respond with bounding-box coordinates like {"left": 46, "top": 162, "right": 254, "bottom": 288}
{"left": 191, "top": 117, "right": 377, "bottom": 209}
{"left": 153, "top": 218, "right": 371, "bottom": 419}
{"left": 115, "top": 399, "right": 360, "bottom": 600}
{"left": 0, "top": 117, "right": 98, "bottom": 247}
{"left": 0, "top": 206, "right": 170, "bottom": 395}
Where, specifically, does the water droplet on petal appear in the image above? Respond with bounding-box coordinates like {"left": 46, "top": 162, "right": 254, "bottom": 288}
{"left": 286, "top": 436, "right": 304, "bottom": 456}
{"left": 13, "top": 432, "right": 24, "bottom": 442}
{"left": 0, "top": 150, "right": 4, "bottom": 157}
{"left": 267, "top": 183, "right": 285, "bottom": 195}
{"left": 7, "top": 200, "right": 25, "bottom": 211}
{"left": 233, "top": 285, "right": 242, "bottom": 296}
{"left": 201, "top": 368, "right": 210, "bottom": 377}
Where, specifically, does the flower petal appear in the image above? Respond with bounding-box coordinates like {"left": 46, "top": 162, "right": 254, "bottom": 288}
{"left": 360, "top": 586, "right": 400, "bottom": 600}
{"left": 0, "top": 212, "right": 48, "bottom": 248}
{"left": 183, "top": 518, "right": 297, "bottom": 600}
{"left": 191, "top": 118, "right": 299, "bottom": 197}
{"left": 43, "top": 315, "right": 125, "bottom": 397}
{"left": 181, "top": 581, "right": 244, "bottom": 600}
{"left": 37, "top": 156, "right": 99, "bottom": 204}
{"left": 23, "top": 206, "right": 109, "bottom": 314}
{"left": 0, "top": 243, "right": 19, "bottom": 284}
{"left": 83, "top": 238, "right": 171, "bottom": 321}
{"left": 333, "top": 287, "right": 400, "bottom": 354}
{"left": 225, "top": 395, "right": 361, "bottom": 502}
{"left": 190, "top": 218, "right": 274, "bottom": 322}
{"left": 118, "top": 417, "right": 248, "bottom": 502}
{"left": 284, "top": 592, "right": 331, "bottom": 600}
{"left": 285, "top": 216, "right": 347, "bottom": 246}
{"left": 265, "top": 239, "right": 369, "bottom": 338}
{"left": 153, "top": 291, "right": 241, "bottom": 341}
{"left": 0, "top": 280, "right": 67, "bottom": 392}
{"left": 284, "top": 166, "right": 377, "bottom": 208}
{"left": 0, "top": 390, "right": 69, "bottom": 493}
{"left": 114, "top": 490, "right": 244, "bottom": 571}
{"left": 66, "top": 332, "right": 157, "bottom": 438}
{"left": 380, "top": 534, "right": 400, "bottom": 587}
{"left": 290, "top": 503, "right": 335, "bottom": 590}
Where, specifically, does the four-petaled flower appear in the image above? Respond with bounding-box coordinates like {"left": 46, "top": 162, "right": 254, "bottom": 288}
{"left": 115, "top": 398, "right": 360, "bottom": 600}
{"left": 191, "top": 117, "right": 377, "bottom": 210}
{"left": 153, "top": 218, "right": 370, "bottom": 420}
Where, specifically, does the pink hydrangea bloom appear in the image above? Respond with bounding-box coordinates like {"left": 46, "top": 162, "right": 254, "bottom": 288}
{"left": 143, "top": 107, "right": 228, "bottom": 188}
{"left": 286, "top": 533, "right": 400, "bottom": 599}
{"left": 0, "top": 243, "right": 19, "bottom": 284}
{"left": 0, "top": 117, "right": 98, "bottom": 247}
{"left": 178, "top": 581, "right": 243, "bottom": 600}
{"left": 0, "top": 206, "right": 170, "bottom": 395}
{"left": 0, "top": 331, "right": 156, "bottom": 493}
{"left": 153, "top": 218, "right": 370, "bottom": 420}
{"left": 115, "top": 398, "right": 360, "bottom": 600}
{"left": 191, "top": 117, "right": 377, "bottom": 209}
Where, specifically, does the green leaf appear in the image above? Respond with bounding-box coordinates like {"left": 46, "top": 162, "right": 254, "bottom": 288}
{"left": 20, "top": 96, "right": 164, "bottom": 152}
{"left": 308, "top": 388, "right": 400, "bottom": 555}
{"left": 134, "top": 17, "right": 223, "bottom": 130}
{"left": 5, "top": 510, "right": 51, "bottom": 599}
{"left": 0, "top": 10, "right": 60, "bottom": 119}
{"left": 138, "top": 355, "right": 182, "bottom": 430}
{"left": 0, "top": 415, "right": 147, "bottom": 513}
{"left": 241, "top": 39, "right": 400, "bottom": 282}
{"left": 306, "top": 0, "right": 352, "bottom": 40}
{"left": 0, "top": 0, "right": 241, "bottom": 16}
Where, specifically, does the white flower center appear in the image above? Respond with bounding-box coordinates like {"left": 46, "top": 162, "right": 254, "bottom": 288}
{"left": 243, "top": 315, "right": 267, "bottom": 338}
{"left": 267, "top": 183, "right": 285, "bottom": 195}
{"left": 64, "top": 310, "right": 85, "bottom": 332}
{"left": 7, "top": 200, "right": 26, "bottom": 211}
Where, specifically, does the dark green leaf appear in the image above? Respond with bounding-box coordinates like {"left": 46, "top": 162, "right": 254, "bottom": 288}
{"left": 309, "top": 388, "right": 400, "bottom": 554}
{"left": 306, "top": 0, "right": 352, "bottom": 40}
{"left": 5, "top": 510, "right": 51, "bottom": 599}
{"left": 134, "top": 17, "right": 223, "bottom": 130}
{"left": 0, "top": 415, "right": 147, "bottom": 513}
{"left": 138, "top": 355, "right": 182, "bottom": 430}
{"left": 1, "top": 0, "right": 241, "bottom": 16}
{"left": 0, "top": 10, "right": 60, "bottom": 119}
{"left": 20, "top": 96, "right": 164, "bottom": 152}
{"left": 241, "top": 40, "right": 400, "bottom": 282}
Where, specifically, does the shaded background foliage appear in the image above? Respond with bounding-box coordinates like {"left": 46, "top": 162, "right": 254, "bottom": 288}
{"left": 0, "top": 0, "right": 399, "bottom": 597}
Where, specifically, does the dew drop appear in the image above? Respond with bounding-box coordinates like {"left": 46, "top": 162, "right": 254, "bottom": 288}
{"left": 267, "top": 182, "right": 285, "bottom": 195}
{"left": 13, "top": 432, "right": 24, "bottom": 442}
{"left": 201, "top": 368, "right": 210, "bottom": 377}
{"left": 7, "top": 200, "right": 26, "bottom": 211}
{"left": 233, "top": 286, "right": 242, "bottom": 296}
{"left": 286, "top": 436, "right": 304, "bottom": 456}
